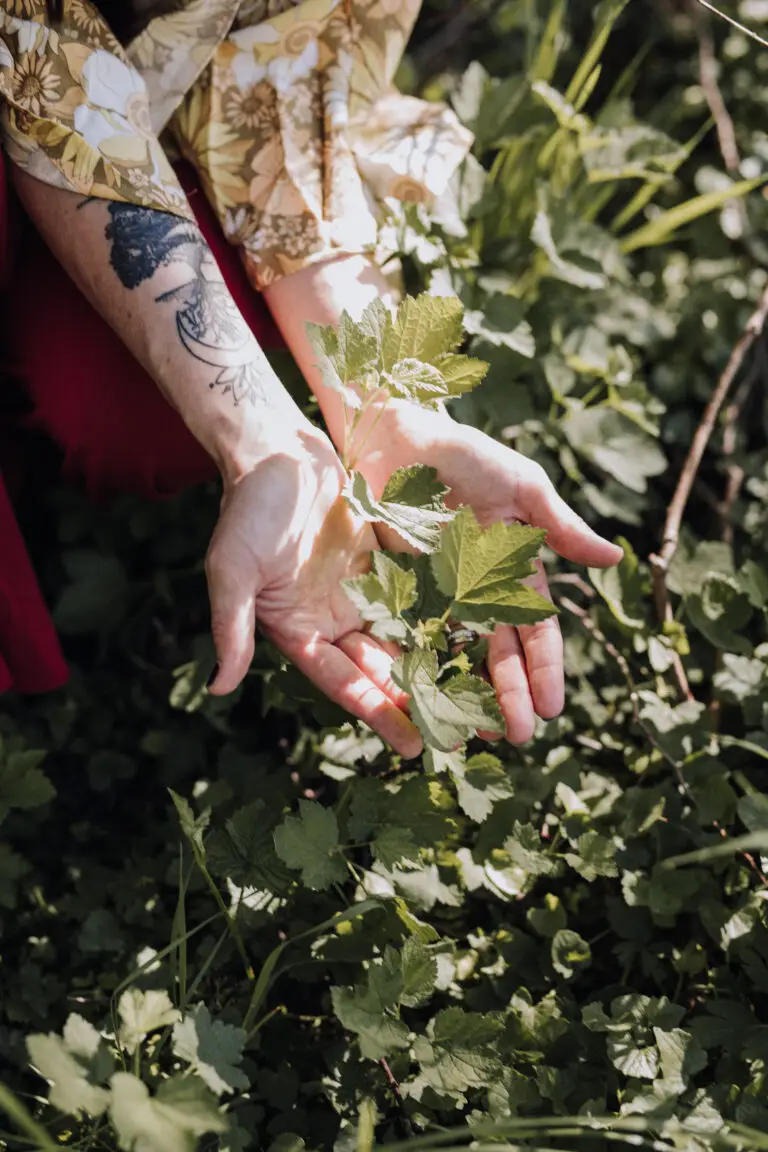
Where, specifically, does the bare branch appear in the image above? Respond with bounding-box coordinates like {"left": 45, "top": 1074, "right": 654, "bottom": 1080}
{"left": 649, "top": 284, "right": 768, "bottom": 697}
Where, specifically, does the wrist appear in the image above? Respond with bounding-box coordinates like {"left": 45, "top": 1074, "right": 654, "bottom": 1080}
{"left": 206, "top": 395, "right": 320, "bottom": 488}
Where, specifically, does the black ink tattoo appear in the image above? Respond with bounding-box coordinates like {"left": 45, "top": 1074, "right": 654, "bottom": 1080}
{"left": 105, "top": 203, "right": 266, "bottom": 406}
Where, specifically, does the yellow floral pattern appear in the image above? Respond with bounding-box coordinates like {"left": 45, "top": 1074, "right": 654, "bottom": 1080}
{"left": 0, "top": 0, "right": 473, "bottom": 286}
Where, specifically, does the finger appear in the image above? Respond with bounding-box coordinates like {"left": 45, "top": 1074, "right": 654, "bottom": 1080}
{"left": 205, "top": 553, "right": 258, "bottom": 696}
{"left": 487, "top": 625, "right": 536, "bottom": 745}
{"left": 291, "top": 638, "right": 423, "bottom": 759}
{"left": 517, "top": 562, "right": 564, "bottom": 721}
{"left": 517, "top": 463, "right": 623, "bottom": 568}
{"left": 337, "top": 632, "right": 410, "bottom": 710}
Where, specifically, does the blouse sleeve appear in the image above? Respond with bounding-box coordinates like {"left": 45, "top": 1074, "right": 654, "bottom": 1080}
{"left": 170, "top": 0, "right": 473, "bottom": 290}
{"left": 0, "top": 0, "right": 193, "bottom": 219}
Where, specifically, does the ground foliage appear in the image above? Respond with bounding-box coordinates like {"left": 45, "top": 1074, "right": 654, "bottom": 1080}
{"left": 3, "top": 1, "right": 768, "bottom": 1149}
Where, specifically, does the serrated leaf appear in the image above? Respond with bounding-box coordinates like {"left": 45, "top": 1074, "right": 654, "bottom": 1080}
{"left": 564, "top": 830, "right": 618, "bottom": 882}
{"left": 172, "top": 1004, "right": 248, "bottom": 1095}
{"left": 431, "top": 507, "right": 553, "bottom": 625}
{"left": 372, "top": 824, "right": 420, "bottom": 869}
{"left": 451, "top": 751, "right": 514, "bottom": 823}
{"left": 118, "top": 989, "right": 180, "bottom": 1055}
{"left": 436, "top": 353, "right": 489, "bottom": 393}
{"left": 343, "top": 552, "right": 417, "bottom": 643}
{"left": 412, "top": 1008, "right": 503, "bottom": 1097}
{"left": 273, "top": 800, "right": 347, "bottom": 891}
{"left": 28, "top": 1016, "right": 110, "bottom": 1118}
{"left": 344, "top": 468, "right": 454, "bottom": 553}
{"left": 382, "top": 294, "right": 464, "bottom": 369}
{"left": 331, "top": 976, "right": 410, "bottom": 1062}
{"left": 206, "top": 800, "right": 294, "bottom": 893}
{"left": 109, "top": 1072, "right": 226, "bottom": 1152}
{"left": 393, "top": 648, "right": 503, "bottom": 751}
{"left": 504, "top": 822, "right": 559, "bottom": 877}
{"left": 399, "top": 937, "right": 438, "bottom": 1008}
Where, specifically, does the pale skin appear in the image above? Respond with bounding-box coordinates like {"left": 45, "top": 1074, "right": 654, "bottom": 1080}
{"left": 13, "top": 168, "right": 622, "bottom": 756}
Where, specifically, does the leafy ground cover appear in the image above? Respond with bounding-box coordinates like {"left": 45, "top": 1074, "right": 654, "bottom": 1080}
{"left": 4, "top": 1, "right": 768, "bottom": 1149}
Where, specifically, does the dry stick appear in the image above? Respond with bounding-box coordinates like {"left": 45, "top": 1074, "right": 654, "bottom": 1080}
{"left": 558, "top": 594, "right": 768, "bottom": 888}
{"left": 719, "top": 364, "right": 759, "bottom": 543}
{"left": 379, "top": 1058, "right": 415, "bottom": 1138}
{"left": 688, "top": 2, "right": 768, "bottom": 271}
{"left": 649, "top": 283, "right": 768, "bottom": 697}
{"left": 689, "top": 0, "right": 740, "bottom": 172}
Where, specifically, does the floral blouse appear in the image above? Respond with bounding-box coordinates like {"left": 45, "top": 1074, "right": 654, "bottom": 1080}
{"left": 0, "top": 0, "right": 473, "bottom": 288}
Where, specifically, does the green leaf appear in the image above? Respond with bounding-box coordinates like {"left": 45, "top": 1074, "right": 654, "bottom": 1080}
{"left": 206, "top": 800, "right": 296, "bottom": 893}
{"left": 551, "top": 929, "right": 592, "bottom": 978}
{"left": 172, "top": 1004, "right": 248, "bottom": 1095}
{"left": 686, "top": 576, "right": 753, "bottom": 654}
{"left": 504, "top": 822, "right": 559, "bottom": 877}
{"left": 0, "top": 750, "right": 55, "bottom": 825}
{"left": 464, "top": 297, "right": 536, "bottom": 358}
{"left": 393, "top": 648, "right": 503, "bottom": 751}
{"left": 412, "top": 1008, "right": 503, "bottom": 1097}
{"left": 451, "top": 751, "right": 515, "bottom": 823}
{"left": 169, "top": 790, "right": 209, "bottom": 856}
{"left": 620, "top": 176, "right": 767, "bottom": 253}
{"left": 273, "top": 799, "right": 347, "bottom": 891}
{"left": 343, "top": 552, "right": 418, "bottom": 642}
{"left": 564, "top": 831, "right": 618, "bottom": 882}
{"left": 382, "top": 294, "right": 464, "bottom": 369}
{"left": 372, "top": 824, "right": 420, "bottom": 870}
{"left": 344, "top": 468, "right": 454, "bottom": 553}
{"left": 109, "top": 1072, "right": 226, "bottom": 1152}
{"left": 431, "top": 506, "right": 553, "bottom": 625}
{"left": 589, "top": 537, "right": 644, "bottom": 629}
{"left": 117, "top": 989, "right": 180, "bottom": 1055}
{"left": 654, "top": 1027, "right": 707, "bottom": 1091}
{"left": 563, "top": 407, "right": 666, "bottom": 493}
{"left": 399, "top": 938, "right": 438, "bottom": 1008}
{"left": 27, "top": 1016, "right": 111, "bottom": 1118}
{"left": 331, "top": 955, "right": 410, "bottom": 1063}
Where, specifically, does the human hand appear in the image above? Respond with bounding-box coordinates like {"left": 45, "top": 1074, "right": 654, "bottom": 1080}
{"left": 204, "top": 426, "right": 422, "bottom": 758}
{"left": 344, "top": 401, "right": 624, "bottom": 745}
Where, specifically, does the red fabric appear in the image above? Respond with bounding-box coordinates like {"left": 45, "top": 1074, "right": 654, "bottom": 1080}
{"left": 0, "top": 157, "right": 286, "bottom": 693}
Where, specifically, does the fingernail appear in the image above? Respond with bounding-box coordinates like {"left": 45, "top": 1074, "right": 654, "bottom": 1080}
{"left": 206, "top": 663, "right": 219, "bottom": 689}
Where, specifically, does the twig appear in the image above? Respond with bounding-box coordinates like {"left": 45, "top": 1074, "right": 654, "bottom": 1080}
{"left": 558, "top": 596, "right": 688, "bottom": 789}
{"left": 689, "top": 0, "right": 740, "bottom": 172}
{"left": 649, "top": 284, "right": 768, "bottom": 698}
{"left": 719, "top": 360, "right": 760, "bottom": 542}
{"left": 559, "top": 595, "right": 768, "bottom": 888}
{"left": 688, "top": 0, "right": 768, "bottom": 269}
{"left": 379, "top": 1059, "right": 415, "bottom": 1138}
{"left": 548, "top": 573, "right": 596, "bottom": 598}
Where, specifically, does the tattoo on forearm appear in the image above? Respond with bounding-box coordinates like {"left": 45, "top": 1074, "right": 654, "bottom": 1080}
{"left": 104, "top": 204, "right": 268, "bottom": 407}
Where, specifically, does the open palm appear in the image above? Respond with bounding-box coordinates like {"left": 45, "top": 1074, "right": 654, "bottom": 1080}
{"left": 205, "top": 428, "right": 421, "bottom": 758}
{"left": 350, "top": 402, "right": 623, "bottom": 745}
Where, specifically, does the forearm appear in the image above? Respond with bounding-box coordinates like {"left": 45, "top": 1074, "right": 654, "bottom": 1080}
{"left": 263, "top": 254, "right": 400, "bottom": 448}
{"left": 12, "top": 169, "right": 308, "bottom": 483}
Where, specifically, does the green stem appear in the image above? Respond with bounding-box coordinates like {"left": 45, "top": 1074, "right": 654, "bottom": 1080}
{"left": 0, "top": 1083, "right": 60, "bottom": 1152}
{"left": 189, "top": 841, "right": 254, "bottom": 983}
{"left": 347, "top": 392, "right": 390, "bottom": 473}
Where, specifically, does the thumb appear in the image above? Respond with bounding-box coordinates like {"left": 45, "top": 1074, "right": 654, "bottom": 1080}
{"left": 520, "top": 469, "right": 623, "bottom": 568}
{"left": 205, "top": 550, "right": 260, "bottom": 695}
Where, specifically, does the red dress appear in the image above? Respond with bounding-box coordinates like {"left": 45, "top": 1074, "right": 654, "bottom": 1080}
{"left": 0, "top": 156, "right": 285, "bottom": 694}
